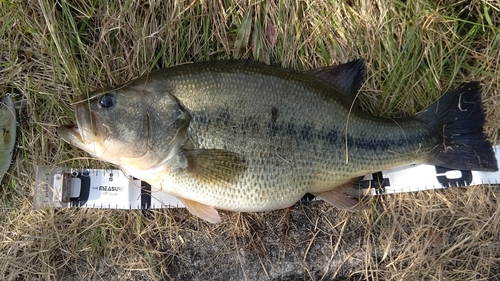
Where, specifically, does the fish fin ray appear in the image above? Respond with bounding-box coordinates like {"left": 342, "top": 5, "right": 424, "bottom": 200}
{"left": 312, "top": 178, "right": 369, "bottom": 210}
{"left": 178, "top": 197, "right": 221, "bottom": 223}
{"left": 183, "top": 149, "right": 247, "bottom": 185}
{"left": 304, "top": 58, "right": 366, "bottom": 100}
{"left": 417, "top": 82, "right": 498, "bottom": 171}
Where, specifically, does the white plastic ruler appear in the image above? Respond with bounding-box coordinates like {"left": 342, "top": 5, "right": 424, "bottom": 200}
{"left": 33, "top": 145, "right": 499, "bottom": 209}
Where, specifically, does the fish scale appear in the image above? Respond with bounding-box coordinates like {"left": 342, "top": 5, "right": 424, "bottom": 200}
{"left": 135, "top": 63, "right": 435, "bottom": 210}
{"left": 58, "top": 60, "right": 497, "bottom": 223}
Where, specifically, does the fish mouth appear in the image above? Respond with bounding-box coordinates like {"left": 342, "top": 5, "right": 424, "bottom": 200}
{"left": 57, "top": 97, "right": 107, "bottom": 150}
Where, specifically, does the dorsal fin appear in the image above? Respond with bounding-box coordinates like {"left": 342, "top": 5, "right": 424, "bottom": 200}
{"left": 304, "top": 58, "right": 366, "bottom": 100}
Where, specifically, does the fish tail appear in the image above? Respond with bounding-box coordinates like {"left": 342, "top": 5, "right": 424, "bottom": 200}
{"left": 416, "top": 82, "right": 498, "bottom": 171}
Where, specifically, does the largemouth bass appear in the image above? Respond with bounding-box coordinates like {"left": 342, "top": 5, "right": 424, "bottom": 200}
{"left": 58, "top": 60, "right": 498, "bottom": 223}
{"left": 0, "top": 95, "right": 16, "bottom": 182}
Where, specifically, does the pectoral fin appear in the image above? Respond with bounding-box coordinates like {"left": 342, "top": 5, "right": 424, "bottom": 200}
{"left": 178, "top": 197, "right": 221, "bottom": 223}
{"left": 183, "top": 149, "right": 246, "bottom": 186}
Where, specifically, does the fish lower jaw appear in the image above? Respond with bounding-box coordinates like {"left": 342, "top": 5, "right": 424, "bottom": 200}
{"left": 58, "top": 125, "right": 92, "bottom": 145}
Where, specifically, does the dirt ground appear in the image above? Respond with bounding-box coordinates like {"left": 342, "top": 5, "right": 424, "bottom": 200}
{"left": 42, "top": 188, "right": 500, "bottom": 281}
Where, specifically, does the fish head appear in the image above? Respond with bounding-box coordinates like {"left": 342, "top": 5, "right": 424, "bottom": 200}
{"left": 58, "top": 82, "right": 191, "bottom": 172}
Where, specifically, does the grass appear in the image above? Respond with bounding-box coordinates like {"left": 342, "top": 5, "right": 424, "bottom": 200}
{"left": 1, "top": 0, "right": 500, "bottom": 280}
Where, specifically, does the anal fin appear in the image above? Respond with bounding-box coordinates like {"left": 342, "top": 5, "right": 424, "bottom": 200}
{"left": 312, "top": 179, "right": 369, "bottom": 210}
{"left": 178, "top": 197, "right": 221, "bottom": 223}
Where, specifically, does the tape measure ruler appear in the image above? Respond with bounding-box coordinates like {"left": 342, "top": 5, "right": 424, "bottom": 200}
{"left": 33, "top": 145, "right": 500, "bottom": 209}
{"left": 33, "top": 166, "right": 183, "bottom": 209}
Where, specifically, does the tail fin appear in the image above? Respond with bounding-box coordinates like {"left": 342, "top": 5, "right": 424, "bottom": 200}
{"left": 416, "top": 82, "right": 498, "bottom": 171}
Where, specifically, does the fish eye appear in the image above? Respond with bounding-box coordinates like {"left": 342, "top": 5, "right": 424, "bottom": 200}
{"left": 98, "top": 93, "right": 117, "bottom": 109}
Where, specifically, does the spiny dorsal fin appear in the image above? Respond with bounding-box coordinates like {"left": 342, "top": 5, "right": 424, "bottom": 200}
{"left": 304, "top": 58, "right": 366, "bottom": 100}
{"left": 183, "top": 149, "right": 247, "bottom": 186}
{"left": 177, "top": 197, "right": 221, "bottom": 223}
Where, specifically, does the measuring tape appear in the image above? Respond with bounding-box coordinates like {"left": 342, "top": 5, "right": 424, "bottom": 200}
{"left": 34, "top": 145, "right": 500, "bottom": 209}
{"left": 34, "top": 167, "right": 183, "bottom": 209}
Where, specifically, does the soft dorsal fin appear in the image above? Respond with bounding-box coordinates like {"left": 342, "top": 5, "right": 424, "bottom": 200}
{"left": 304, "top": 58, "right": 366, "bottom": 100}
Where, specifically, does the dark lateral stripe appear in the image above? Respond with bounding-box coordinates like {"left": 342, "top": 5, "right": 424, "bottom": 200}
{"left": 194, "top": 110, "right": 427, "bottom": 156}
{"left": 269, "top": 121, "right": 426, "bottom": 152}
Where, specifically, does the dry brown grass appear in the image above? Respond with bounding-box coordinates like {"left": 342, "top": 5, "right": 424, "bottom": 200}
{"left": 1, "top": 0, "right": 500, "bottom": 280}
